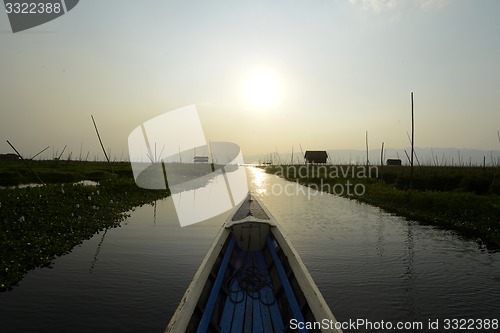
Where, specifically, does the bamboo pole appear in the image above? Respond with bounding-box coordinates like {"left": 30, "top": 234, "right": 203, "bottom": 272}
{"left": 274, "top": 146, "right": 281, "bottom": 165}
{"left": 365, "top": 130, "right": 369, "bottom": 167}
{"left": 498, "top": 131, "right": 500, "bottom": 168}
{"left": 55, "top": 145, "right": 66, "bottom": 166}
{"left": 6, "top": 140, "right": 45, "bottom": 186}
{"left": 380, "top": 142, "right": 384, "bottom": 166}
{"left": 410, "top": 92, "right": 414, "bottom": 190}
{"left": 380, "top": 142, "right": 384, "bottom": 179}
{"left": 299, "top": 144, "right": 305, "bottom": 164}
{"left": 405, "top": 132, "right": 421, "bottom": 167}
{"left": 28, "top": 146, "right": 50, "bottom": 167}
{"left": 30, "top": 146, "right": 50, "bottom": 161}
{"left": 404, "top": 150, "right": 411, "bottom": 165}
{"left": 431, "top": 148, "right": 437, "bottom": 167}
{"left": 91, "top": 115, "right": 113, "bottom": 174}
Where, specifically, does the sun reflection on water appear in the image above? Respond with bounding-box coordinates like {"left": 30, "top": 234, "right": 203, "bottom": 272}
{"left": 248, "top": 166, "right": 268, "bottom": 196}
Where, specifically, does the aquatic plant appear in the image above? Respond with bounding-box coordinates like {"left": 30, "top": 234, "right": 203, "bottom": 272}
{"left": 264, "top": 165, "right": 500, "bottom": 249}
{"left": 0, "top": 174, "right": 168, "bottom": 291}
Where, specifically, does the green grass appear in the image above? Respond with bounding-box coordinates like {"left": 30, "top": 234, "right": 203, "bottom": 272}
{"left": 0, "top": 160, "right": 169, "bottom": 291}
{"left": 0, "top": 160, "right": 132, "bottom": 186}
{"left": 264, "top": 164, "right": 500, "bottom": 249}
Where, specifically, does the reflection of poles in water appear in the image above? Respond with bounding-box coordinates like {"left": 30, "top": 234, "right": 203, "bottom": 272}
{"left": 208, "top": 140, "right": 215, "bottom": 172}
{"left": 208, "top": 141, "right": 235, "bottom": 207}
{"left": 89, "top": 229, "right": 108, "bottom": 273}
{"left": 375, "top": 212, "right": 385, "bottom": 257}
{"left": 403, "top": 221, "right": 417, "bottom": 317}
{"left": 153, "top": 200, "right": 157, "bottom": 224}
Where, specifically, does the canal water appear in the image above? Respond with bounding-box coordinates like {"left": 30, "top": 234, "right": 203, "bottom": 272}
{"left": 1, "top": 167, "right": 499, "bottom": 332}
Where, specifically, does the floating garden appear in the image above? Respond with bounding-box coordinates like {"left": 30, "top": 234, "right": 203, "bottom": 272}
{"left": 264, "top": 164, "right": 500, "bottom": 249}
{"left": 0, "top": 161, "right": 169, "bottom": 291}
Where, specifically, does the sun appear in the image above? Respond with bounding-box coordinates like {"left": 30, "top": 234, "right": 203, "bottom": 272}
{"left": 241, "top": 65, "right": 283, "bottom": 110}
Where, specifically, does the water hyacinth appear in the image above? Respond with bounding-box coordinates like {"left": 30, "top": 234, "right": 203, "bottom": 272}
{"left": 0, "top": 169, "right": 169, "bottom": 291}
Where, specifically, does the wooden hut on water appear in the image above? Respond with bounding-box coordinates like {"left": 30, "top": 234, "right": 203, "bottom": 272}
{"left": 386, "top": 158, "right": 402, "bottom": 166}
{"left": 304, "top": 151, "right": 328, "bottom": 164}
{"left": 0, "top": 153, "right": 20, "bottom": 161}
{"left": 193, "top": 156, "right": 209, "bottom": 163}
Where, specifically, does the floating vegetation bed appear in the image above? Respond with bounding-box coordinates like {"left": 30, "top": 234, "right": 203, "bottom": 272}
{"left": 264, "top": 165, "right": 500, "bottom": 250}
{"left": 0, "top": 161, "right": 169, "bottom": 291}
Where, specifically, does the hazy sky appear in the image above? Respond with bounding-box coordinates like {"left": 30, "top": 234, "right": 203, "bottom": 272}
{"left": 1, "top": 0, "right": 499, "bottom": 161}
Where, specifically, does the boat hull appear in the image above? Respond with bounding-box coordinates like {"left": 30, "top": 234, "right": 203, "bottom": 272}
{"left": 166, "top": 194, "right": 342, "bottom": 333}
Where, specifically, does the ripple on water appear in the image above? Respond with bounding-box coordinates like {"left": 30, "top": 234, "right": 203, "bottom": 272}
{"left": 0, "top": 167, "right": 499, "bottom": 332}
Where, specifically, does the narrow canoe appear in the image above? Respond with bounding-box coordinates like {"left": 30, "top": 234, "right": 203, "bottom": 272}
{"left": 166, "top": 194, "right": 343, "bottom": 333}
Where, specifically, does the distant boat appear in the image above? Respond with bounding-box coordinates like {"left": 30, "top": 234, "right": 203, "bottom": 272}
{"left": 166, "top": 194, "right": 343, "bottom": 333}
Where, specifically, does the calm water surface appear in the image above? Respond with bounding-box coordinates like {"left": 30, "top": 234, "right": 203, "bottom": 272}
{"left": 1, "top": 167, "right": 499, "bottom": 332}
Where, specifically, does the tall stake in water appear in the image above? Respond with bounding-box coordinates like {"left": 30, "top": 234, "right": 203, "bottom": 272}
{"left": 57, "top": 145, "right": 67, "bottom": 163}
{"left": 6, "top": 140, "right": 45, "bottom": 186}
{"left": 380, "top": 142, "right": 384, "bottom": 166}
{"left": 365, "top": 130, "right": 369, "bottom": 167}
{"left": 91, "top": 115, "right": 113, "bottom": 174}
{"left": 28, "top": 146, "right": 50, "bottom": 167}
{"left": 410, "top": 92, "right": 415, "bottom": 190}
{"left": 274, "top": 146, "right": 282, "bottom": 165}
{"left": 380, "top": 142, "right": 384, "bottom": 179}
